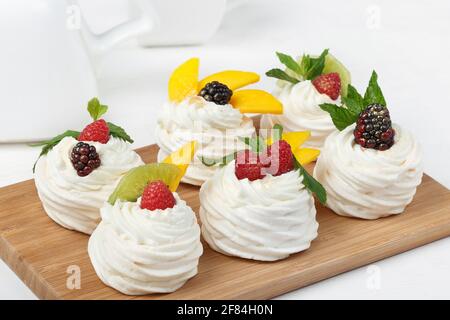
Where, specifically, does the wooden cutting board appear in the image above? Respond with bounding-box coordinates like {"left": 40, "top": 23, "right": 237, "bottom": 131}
{"left": 0, "top": 144, "right": 449, "bottom": 300}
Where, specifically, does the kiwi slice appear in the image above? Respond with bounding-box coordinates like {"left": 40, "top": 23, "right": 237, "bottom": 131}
{"left": 108, "top": 163, "right": 181, "bottom": 205}
{"left": 322, "top": 53, "right": 351, "bottom": 98}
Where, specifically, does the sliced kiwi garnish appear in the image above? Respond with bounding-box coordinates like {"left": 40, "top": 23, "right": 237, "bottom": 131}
{"left": 322, "top": 53, "right": 351, "bottom": 98}
{"left": 108, "top": 163, "right": 181, "bottom": 205}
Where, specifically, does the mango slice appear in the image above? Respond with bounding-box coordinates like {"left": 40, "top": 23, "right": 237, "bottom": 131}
{"left": 162, "top": 141, "right": 197, "bottom": 190}
{"left": 293, "top": 148, "right": 320, "bottom": 165}
{"left": 198, "top": 71, "right": 260, "bottom": 91}
{"left": 267, "top": 131, "right": 311, "bottom": 150}
{"left": 230, "top": 89, "right": 283, "bottom": 114}
{"left": 168, "top": 58, "right": 199, "bottom": 102}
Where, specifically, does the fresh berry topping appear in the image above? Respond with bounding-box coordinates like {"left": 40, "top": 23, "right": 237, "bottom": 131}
{"left": 78, "top": 119, "right": 110, "bottom": 144}
{"left": 198, "top": 81, "right": 233, "bottom": 105}
{"left": 353, "top": 103, "right": 395, "bottom": 151}
{"left": 70, "top": 142, "right": 101, "bottom": 177}
{"left": 312, "top": 72, "right": 341, "bottom": 100}
{"left": 140, "top": 180, "right": 176, "bottom": 211}
{"left": 265, "top": 140, "right": 294, "bottom": 176}
{"left": 235, "top": 150, "right": 268, "bottom": 181}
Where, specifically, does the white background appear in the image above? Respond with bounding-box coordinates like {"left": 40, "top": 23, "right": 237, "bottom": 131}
{"left": 0, "top": 0, "right": 449, "bottom": 299}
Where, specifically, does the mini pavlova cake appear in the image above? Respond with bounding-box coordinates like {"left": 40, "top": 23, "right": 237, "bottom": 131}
{"left": 261, "top": 49, "right": 351, "bottom": 149}
{"left": 34, "top": 98, "right": 143, "bottom": 234}
{"left": 199, "top": 126, "right": 325, "bottom": 261}
{"left": 156, "top": 58, "right": 283, "bottom": 186}
{"left": 88, "top": 142, "right": 203, "bottom": 295}
{"left": 314, "top": 71, "right": 423, "bottom": 219}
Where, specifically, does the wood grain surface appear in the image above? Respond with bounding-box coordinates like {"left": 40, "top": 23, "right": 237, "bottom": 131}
{"left": 0, "top": 144, "right": 449, "bottom": 299}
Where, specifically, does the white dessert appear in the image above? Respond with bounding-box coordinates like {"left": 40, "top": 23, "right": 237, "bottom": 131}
{"left": 34, "top": 136, "right": 144, "bottom": 234}
{"left": 200, "top": 161, "right": 318, "bottom": 261}
{"left": 155, "top": 97, "right": 255, "bottom": 186}
{"left": 88, "top": 194, "right": 203, "bottom": 295}
{"left": 261, "top": 80, "right": 337, "bottom": 149}
{"left": 313, "top": 124, "right": 423, "bottom": 219}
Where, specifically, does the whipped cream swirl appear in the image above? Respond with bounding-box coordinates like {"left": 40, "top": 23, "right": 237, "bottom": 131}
{"left": 34, "top": 137, "right": 144, "bottom": 234}
{"left": 313, "top": 124, "right": 423, "bottom": 219}
{"left": 261, "top": 80, "right": 337, "bottom": 149}
{"left": 200, "top": 161, "right": 318, "bottom": 261}
{"left": 88, "top": 194, "right": 203, "bottom": 295}
{"left": 155, "top": 97, "right": 255, "bottom": 186}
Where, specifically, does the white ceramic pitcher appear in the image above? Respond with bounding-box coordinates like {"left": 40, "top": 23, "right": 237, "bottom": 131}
{"left": 0, "top": 0, "right": 239, "bottom": 142}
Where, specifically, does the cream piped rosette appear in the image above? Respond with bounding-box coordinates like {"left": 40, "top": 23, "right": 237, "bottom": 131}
{"left": 156, "top": 96, "right": 255, "bottom": 186}
{"left": 313, "top": 124, "right": 423, "bottom": 219}
{"left": 155, "top": 58, "right": 283, "bottom": 186}
{"left": 88, "top": 194, "right": 202, "bottom": 295}
{"left": 313, "top": 71, "right": 423, "bottom": 219}
{"left": 199, "top": 128, "right": 324, "bottom": 261}
{"left": 88, "top": 142, "right": 203, "bottom": 295}
{"left": 35, "top": 136, "right": 143, "bottom": 234}
{"left": 200, "top": 163, "right": 318, "bottom": 261}
{"left": 33, "top": 98, "right": 143, "bottom": 234}
{"left": 261, "top": 80, "right": 337, "bottom": 149}
{"left": 262, "top": 50, "right": 351, "bottom": 149}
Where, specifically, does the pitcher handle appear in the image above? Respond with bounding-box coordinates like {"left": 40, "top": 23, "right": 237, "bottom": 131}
{"left": 69, "top": 0, "right": 155, "bottom": 56}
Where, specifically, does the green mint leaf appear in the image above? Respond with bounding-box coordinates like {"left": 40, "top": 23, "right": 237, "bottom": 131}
{"left": 319, "top": 103, "right": 358, "bottom": 131}
{"left": 363, "top": 70, "right": 386, "bottom": 106}
{"left": 272, "top": 124, "right": 283, "bottom": 142}
{"left": 107, "top": 122, "right": 134, "bottom": 144}
{"left": 87, "top": 97, "right": 108, "bottom": 121}
{"left": 342, "top": 84, "right": 365, "bottom": 115}
{"left": 199, "top": 152, "right": 236, "bottom": 167}
{"left": 294, "top": 158, "right": 327, "bottom": 205}
{"left": 276, "top": 52, "right": 302, "bottom": 75}
{"left": 266, "top": 68, "right": 299, "bottom": 84}
{"left": 32, "top": 130, "right": 80, "bottom": 172}
{"left": 304, "top": 49, "right": 329, "bottom": 80}
{"left": 299, "top": 54, "right": 311, "bottom": 77}
{"left": 239, "top": 136, "right": 266, "bottom": 153}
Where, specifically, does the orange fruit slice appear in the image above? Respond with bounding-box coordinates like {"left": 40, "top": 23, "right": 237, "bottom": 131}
{"left": 293, "top": 148, "right": 320, "bottom": 165}
{"left": 198, "top": 71, "right": 260, "bottom": 91}
{"left": 168, "top": 58, "right": 199, "bottom": 102}
{"left": 229, "top": 89, "right": 283, "bottom": 114}
{"left": 162, "top": 141, "right": 197, "bottom": 191}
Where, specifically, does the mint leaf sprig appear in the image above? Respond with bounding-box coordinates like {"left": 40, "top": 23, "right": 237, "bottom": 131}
{"left": 319, "top": 71, "right": 386, "bottom": 131}
{"left": 31, "top": 130, "right": 80, "bottom": 172}
{"left": 87, "top": 97, "right": 108, "bottom": 121}
{"left": 107, "top": 122, "right": 134, "bottom": 144}
{"left": 293, "top": 157, "right": 327, "bottom": 205}
{"left": 31, "top": 97, "right": 135, "bottom": 172}
{"left": 265, "top": 49, "right": 329, "bottom": 84}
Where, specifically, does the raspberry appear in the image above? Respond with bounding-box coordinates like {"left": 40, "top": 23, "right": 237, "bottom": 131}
{"left": 78, "top": 119, "right": 110, "bottom": 144}
{"left": 265, "top": 140, "right": 294, "bottom": 176}
{"left": 354, "top": 103, "right": 395, "bottom": 151}
{"left": 235, "top": 150, "right": 268, "bottom": 181}
{"left": 312, "top": 72, "right": 341, "bottom": 100}
{"left": 140, "top": 180, "right": 176, "bottom": 211}
{"left": 198, "top": 81, "right": 233, "bottom": 105}
{"left": 70, "top": 142, "right": 101, "bottom": 177}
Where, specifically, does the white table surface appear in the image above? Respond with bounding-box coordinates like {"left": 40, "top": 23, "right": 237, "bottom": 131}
{"left": 1, "top": 0, "right": 449, "bottom": 300}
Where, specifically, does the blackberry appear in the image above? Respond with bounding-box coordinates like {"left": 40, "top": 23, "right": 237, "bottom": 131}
{"left": 354, "top": 103, "right": 395, "bottom": 151}
{"left": 198, "top": 81, "right": 233, "bottom": 105}
{"left": 70, "top": 142, "right": 101, "bottom": 177}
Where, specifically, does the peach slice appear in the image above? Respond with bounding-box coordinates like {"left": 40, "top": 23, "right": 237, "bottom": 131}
{"left": 168, "top": 58, "right": 199, "bottom": 103}
{"left": 162, "top": 141, "right": 197, "bottom": 190}
{"left": 230, "top": 89, "right": 283, "bottom": 114}
{"left": 293, "top": 148, "right": 320, "bottom": 165}
{"left": 198, "top": 71, "right": 260, "bottom": 91}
